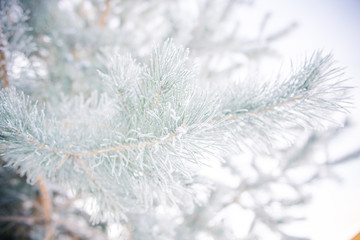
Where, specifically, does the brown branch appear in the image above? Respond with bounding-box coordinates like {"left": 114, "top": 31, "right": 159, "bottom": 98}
{"left": 252, "top": 97, "right": 302, "bottom": 115}
{"left": 37, "top": 176, "right": 56, "bottom": 240}
{"left": 20, "top": 128, "right": 179, "bottom": 158}
{"left": 37, "top": 176, "right": 52, "bottom": 222}
{"left": 0, "top": 43, "right": 9, "bottom": 88}
{"left": 100, "top": 0, "right": 110, "bottom": 28}
{"left": 55, "top": 154, "right": 70, "bottom": 171}
{"left": 9, "top": 94, "right": 303, "bottom": 184}
{"left": 20, "top": 129, "right": 179, "bottom": 192}
{"left": 75, "top": 155, "right": 103, "bottom": 190}
{"left": 26, "top": 135, "right": 62, "bottom": 154}
{"left": 352, "top": 232, "right": 360, "bottom": 240}
{"left": 227, "top": 96, "right": 303, "bottom": 121}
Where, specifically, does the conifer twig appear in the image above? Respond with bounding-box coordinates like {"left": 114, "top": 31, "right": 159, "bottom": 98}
{"left": 100, "top": 0, "right": 110, "bottom": 27}
{"left": 0, "top": 44, "right": 9, "bottom": 88}
{"left": 37, "top": 176, "right": 52, "bottom": 222}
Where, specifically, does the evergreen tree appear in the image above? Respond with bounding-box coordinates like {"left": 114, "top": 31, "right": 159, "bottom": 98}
{"left": 0, "top": 0, "right": 353, "bottom": 239}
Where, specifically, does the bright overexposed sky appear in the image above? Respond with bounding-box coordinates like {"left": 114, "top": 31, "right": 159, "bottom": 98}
{"left": 256, "top": 0, "right": 360, "bottom": 239}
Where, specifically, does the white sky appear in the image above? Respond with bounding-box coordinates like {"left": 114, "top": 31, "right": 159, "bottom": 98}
{"left": 256, "top": 0, "right": 360, "bottom": 239}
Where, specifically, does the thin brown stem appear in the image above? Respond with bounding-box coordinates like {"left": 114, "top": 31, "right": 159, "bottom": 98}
{"left": 37, "top": 176, "right": 55, "bottom": 240}
{"left": 37, "top": 176, "right": 52, "bottom": 222}
{"left": 352, "top": 232, "right": 360, "bottom": 240}
{"left": 20, "top": 128, "right": 179, "bottom": 157}
{"left": 0, "top": 43, "right": 9, "bottom": 88}
{"left": 100, "top": 0, "right": 110, "bottom": 27}
{"left": 153, "top": 86, "right": 163, "bottom": 108}
{"left": 251, "top": 97, "right": 303, "bottom": 115}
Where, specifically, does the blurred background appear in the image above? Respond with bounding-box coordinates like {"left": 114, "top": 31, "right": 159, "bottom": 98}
{"left": 258, "top": 0, "right": 360, "bottom": 239}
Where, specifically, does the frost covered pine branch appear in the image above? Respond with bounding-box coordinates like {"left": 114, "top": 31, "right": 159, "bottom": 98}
{"left": 0, "top": 40, "right": 349, "bottom": 224}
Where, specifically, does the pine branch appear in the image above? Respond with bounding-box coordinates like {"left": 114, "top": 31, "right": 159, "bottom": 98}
{"left": 0, "top": 42, "right": 350, "bottom": 223}
{"left": 221, "top": 52, "right": 349, "bottom": 152}
{"left": 0, "top": 1, "right": 352, "bottom": 238}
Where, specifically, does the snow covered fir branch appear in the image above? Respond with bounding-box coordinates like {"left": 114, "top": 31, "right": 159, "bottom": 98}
{"left": 0, "top": 0, "right": 354, "bottom": 239}
{"left": 0, "top": 39, "right": 349, "bottom": 221}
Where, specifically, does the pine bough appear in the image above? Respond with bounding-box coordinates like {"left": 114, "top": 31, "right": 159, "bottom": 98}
{"left": 0, "top": 40, "right": 348, "bottom": 223}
